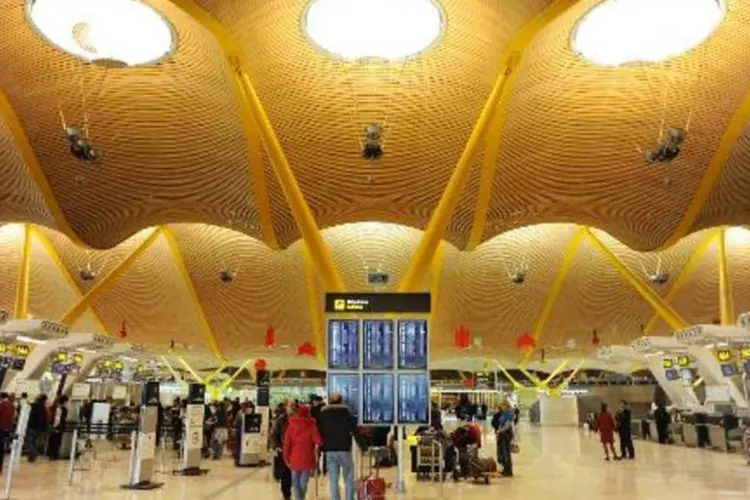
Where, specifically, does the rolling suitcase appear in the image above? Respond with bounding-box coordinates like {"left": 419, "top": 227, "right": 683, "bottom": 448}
{"left": 358, "top": 448, "right": 386, "bottom": 500}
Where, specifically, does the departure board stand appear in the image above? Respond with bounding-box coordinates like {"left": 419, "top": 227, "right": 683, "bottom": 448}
{"left": 325, "top": 293, "right": 431, "bottom": 496}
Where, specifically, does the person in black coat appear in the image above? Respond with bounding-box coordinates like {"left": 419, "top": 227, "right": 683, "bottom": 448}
{"left": 47, "top": 396, "right": 69, "bottom": 460}
{"left": 26, "top": 394, "right": 48, "bottom": 462}
{"left": 616, "top": 400, "right": 634, "bottom": 459}
{"left": 654, "top": 405, "right": 670, "bottom": 444}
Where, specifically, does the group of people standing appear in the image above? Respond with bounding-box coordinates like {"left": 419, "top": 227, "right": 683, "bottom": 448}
{"left": 269, "top": 393, "right": 364, "bottom": 500}
{"left": 594, "top": 400, "right": 635, "bottom": 461}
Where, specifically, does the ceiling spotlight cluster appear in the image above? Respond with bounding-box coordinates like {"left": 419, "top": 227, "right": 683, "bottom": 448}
{"left": 645, "top": 127, "right": 686, "bottom": 165}
{"left": 65, "top": 126, "right": 101, "bottom": 165}
{"left": 219, "top": 269, "right": 236, "bottom": 284}
{"left": 362, "top": 123, "right": 384, "bottom": 160}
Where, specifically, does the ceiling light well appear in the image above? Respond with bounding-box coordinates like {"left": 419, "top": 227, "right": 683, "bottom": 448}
{"left": 303, "top": 0, "right": 445, "bottom": 62}
{"left": 571, "top": 0, "right": 726, "bottom": 67}
{"left": 26, "top": 0, "right": 177, "bottom": 66}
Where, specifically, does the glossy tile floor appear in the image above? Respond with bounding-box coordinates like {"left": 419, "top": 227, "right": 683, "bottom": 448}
{"left": 5, "top": 426, "right": 750, "bottom": 499}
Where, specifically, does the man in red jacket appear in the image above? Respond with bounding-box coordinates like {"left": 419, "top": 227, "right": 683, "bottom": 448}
{"left": 0, "top": 392, "right": 16, "bottom": 472}
{"left": 284, "top": 405, "right": 322, "bottom": 500}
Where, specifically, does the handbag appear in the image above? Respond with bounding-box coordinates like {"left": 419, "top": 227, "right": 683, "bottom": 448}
{"left": 510, "top": 440, "right": 520, "bottom": 454}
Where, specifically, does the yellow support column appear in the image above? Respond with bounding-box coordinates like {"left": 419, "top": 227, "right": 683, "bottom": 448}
{"left": 541, "top": 359, "right": 570, "bottom": 388}
{"left": 517, "top": 366, "right": 543, "bottom": 389}
{"left": 557, "top": 360, "right": 585, "bottom": 391}
{"left": 13, "top": 224, "right": 32, "bottom": 320}
{"left": 643, "top": 229, "right": 720, "bottom": 333}
{"left": 59, "top": 228, "right": 162, "bottom": 325}
{"left": 400, "top": 0, "right": 581, "bottom": 290}
{"left": 302, "top": 243, "right": 326, "bottom": 364}
{"left": 171, "top": 0, "right": 344, "bottom": 291}
{"left": 176, "top": 355, "right": 204, "bottom": 383}
{"left": 493, "top": 361, "right": 522, "bottom": 390}
{"left": 33, "top": 226, "right": 110, "bottom": 334}
{"left": 219, "top": 359, "right": 252, "bottom": 393}
{"left": 204, "top": 363, "right": 228, "bottom": 385}
{"left": 162, "top": 227, "right": 225, "bottom": 362}
{"left": 522, "top": 227, "right": 586, "bottom": 364}
{"left": 717, "top": 227, "right": 734, "bottom": 325}
{"left": 584, "top": 228, "right": 688, "bottom": 331}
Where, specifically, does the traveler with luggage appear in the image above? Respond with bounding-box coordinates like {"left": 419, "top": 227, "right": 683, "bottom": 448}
{"left": 284, "top": 404, "right": 322, "bottom": 500}
{"left": 494, "top": 400, "right": 515, "bottom": 477}
{"left": 317, "top": 393, "right": 365, "bottom": 500}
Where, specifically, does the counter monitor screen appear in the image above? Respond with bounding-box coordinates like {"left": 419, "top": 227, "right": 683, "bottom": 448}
{"left": 721, "top": 363, "right": 738, "bottom": 377}
{"left": 363, "top": 320, "right": 394, "bottom": 370}
{"left": 328, "top": 373, "right": 361, "bottom": 417}
{"left": 679, "top": 368, "right": 693, "bottom": 382}
{"left": 664, "top": 368, "right": 679, "bottom": 381}
{"left": 397, "top": 373, "right": 430, "bottom": 424}
{"left": 328, "top": 320, "right": 360, "bottom": 370}
{"left": 743, "top": 360, "right": 750, "bottom": 376}
{"left": 397, "top": 320, "right": 428, "bottom": 370}
{"left": 362, "top": 373, "right": 395, "bottom": 425}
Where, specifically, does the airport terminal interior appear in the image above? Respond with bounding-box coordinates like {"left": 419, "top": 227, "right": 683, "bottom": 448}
{"left": 2, "top": 0, "right": 750, "bottom": 498}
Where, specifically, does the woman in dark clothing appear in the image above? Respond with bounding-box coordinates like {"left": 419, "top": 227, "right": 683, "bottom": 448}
{"left": 47, "top": 396, "right": 69, "bottom": 460}
{"left": 26, "top": 395, "right": 48, "bottom": 462}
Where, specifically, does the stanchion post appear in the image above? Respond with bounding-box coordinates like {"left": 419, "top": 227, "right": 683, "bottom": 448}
{"left": 68, "top": 428, "right": 79, "bottom": 485}
{"left": 126, "top": 430, "right": 137, "bottom": 486}
{"left": 397, "top": 426, "right": 405, "bottom": 494}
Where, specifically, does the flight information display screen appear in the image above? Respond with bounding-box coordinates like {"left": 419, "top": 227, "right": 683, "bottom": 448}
{"left": 397, "top": 373, "right": 430, "bottom": 424}
{"left": 362, "top": 373, "right": 395, "bottom": 425}
{"left": 680, "top": 368, "right": 693, "bottom": 382}
{"left": 328, "top": 373, "right": 361, "bottom": 417}
{"left": 721, "top": 363, "right": 738, "bottom": 377}
{"left": 743, "top": 361, "right": 750, "bottom": 376}
{"left": 397, "top": 320, "right": 428, "bottom": 370}
{"left": 664, "top": 369, "right": 679, "bottom": 381}
{"left": 328, "top": 320, "right": 360, "bottom": 370}
{"left": 363, "top": 320, "right": 394, "bottom": 370}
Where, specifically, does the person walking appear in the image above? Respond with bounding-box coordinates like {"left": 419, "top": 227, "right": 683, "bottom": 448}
{"left": 0, "top": 393, "right": 15, "bottom": 472}
{"left": 271, "top": 402, "right": 296, "bottom": 500}
{"left": 26, "top": 394, "right": 48, "bottom": 462}
{"left": 284, "top": 405, "right": 322, "bottom": 500}
{"left": 616, "top": 400, "right": 635, "bottom": 460}
{"left": 317, "top": 393, "right": 364, "bottom": 500}
{"left": 494, "top": 400, "right": 515, "bottom": 477}
{"left": 596, "top": 403, "right": 619, "bottom": 461}
{"left": 47, "top": 395, "right": 69, "bottom": 460}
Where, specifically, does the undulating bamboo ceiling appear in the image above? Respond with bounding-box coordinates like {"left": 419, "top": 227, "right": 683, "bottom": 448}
{"left": 1, "top": 0, "right": 750, "bottom": 368}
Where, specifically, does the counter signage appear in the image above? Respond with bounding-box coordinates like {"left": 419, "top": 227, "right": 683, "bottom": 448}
{"left": 325, "top": 293, "right": 431, "bottom": 314}
{"left": 715, "top": 349, "right": 732, "bottom": 362}
{"left": 13, "top": 344, "right": 30, "bottom": 358}
{"left": 740, "top": 346, "right": 750, "bottom": 360}
{"left": 677, "top": 356, "right": 690, "bottom": 367}
{"left": 662, "top": 358, "right": 674, "bottom": 369}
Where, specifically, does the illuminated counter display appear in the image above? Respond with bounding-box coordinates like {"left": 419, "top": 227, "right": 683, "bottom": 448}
{"left": 363, "top": 320, "right": 394, "bottom": 370}
{"left": 328, "top": 320, "right": 360, "bottom": 370}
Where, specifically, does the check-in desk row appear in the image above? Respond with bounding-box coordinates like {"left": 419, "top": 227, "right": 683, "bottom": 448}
{"left": 639, "top": 414, "right": 749, "bottom": 453}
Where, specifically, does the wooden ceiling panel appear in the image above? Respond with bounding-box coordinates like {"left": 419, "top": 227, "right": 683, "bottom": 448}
{"left": 479, "top": 0, "right": 750, "bottom": 250}
{"left": 0, "top": 1, "right": 261, "bottom": 248}
{"left": 90, "top": 231, "right": 211, "bottom": 353}
{"left": 0, "top": 224, "right": 23, "bottom": 316}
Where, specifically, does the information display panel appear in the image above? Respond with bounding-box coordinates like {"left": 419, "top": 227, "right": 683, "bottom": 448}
{"left": 664, "top": 368, "right": 679, "bottom": 381}
{"left": 328, "top": 320, "right": 360, "bottom": 370}
{"left": 363, "top": 320, "right": 394, "bottom": 370}
{"left": 720, "top": 363, "right": 738, "bottom": 377}
{"left": 362, "top": 373, "right": 395, "bottom": 425}
{"left": 328, "top": 373, "right": 361, "bottom": 417}
{"left": 397, "top": 373, "right": 429, "bottom": 424}
{"left": 397, "top": 320, "right": 428, "bottom": 370}
{"left": 743, "top": 360, "right": 750, "bottom": 376}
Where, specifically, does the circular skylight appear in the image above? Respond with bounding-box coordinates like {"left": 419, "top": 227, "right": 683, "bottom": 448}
{"left": 572, "top": 0, "right": 725, "bottom": 67}
{"left": 27, "top": 0, "right": 176, "bottom": 66}
{"left": 304, "top": 0, "right": 444, "bottom": 62}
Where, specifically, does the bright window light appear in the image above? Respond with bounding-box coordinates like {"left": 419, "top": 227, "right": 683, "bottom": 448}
{"left": 27, "top": 0, "right": 176, "bottom": 66}
{"left": 304, "top": 0, "right": 444, "bottom": 61}
{"left": 572, "top": 0, "right": 725, "bottom": 66}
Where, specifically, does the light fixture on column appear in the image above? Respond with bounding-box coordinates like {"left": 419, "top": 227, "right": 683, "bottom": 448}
{"left": 572, "top": 0, "right": 725, "bottom": 67}
{"left": 303, "top": 0, "right": 444, "bottom": 61}
{"left": 27, "top": 0, "right": 176, "bottom": 66}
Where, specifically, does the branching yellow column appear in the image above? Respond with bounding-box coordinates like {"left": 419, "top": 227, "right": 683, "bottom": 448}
{"left": 643, "top": 229, "right": 720, "bottom": 333}
{"left": 59, "top": 228, "right": 162, "bottom": 325}
{"left": 13, "top": 224, "right": 32, "bottom": 320}
{"left": 541, "top": 359, "right": 570, "bottom": 388}
{"left": 400, "top": 0, "right": 581, "bottom": 290}
{"left": 717, "top": 227, "right": 734, "bottom": 325}
{"left": 33, "top": 226, "right": 110, "bottom": 334}
{"left": 172, "top": 0, "right": 344, "bottom": 291}
{"left": 162, "top": 227, "right": 225, "bottom": 362}
{"left": 493, "top": 360, "right": 521, "bottom": 389}
{"left": 302, "top": 243, "right": 326, "bottom": 364}
{"left": 557, "top": 359, "right": 585, "bottom": 391}
{"left": 429, "top": 242, "right": 446, "bottom": 336}
{"left": 517, "top": 366, "right": 543, "bottom": 389}
{"left": 584, "top": 228, "right": 688, "bottom": 331}
{"left": 176, "top": 355, "right": 204, "bottom": 383}
{"left": 219, "top": 359, "right": 252, "bottom": 393}
{"left": 522, "top": 227, "right": 586, "bottom": 364}
{"left": 204, "top": 363, "right": 228, "bottom": 385}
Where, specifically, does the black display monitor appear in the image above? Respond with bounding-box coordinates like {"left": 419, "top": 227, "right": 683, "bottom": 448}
{"left": 743, "top": 361, "right": 750, "bottom": 376}
{"left": 363, "top": 320, "right": 394, "bottom": 370}
{"left": 664, "top": 368, "right": 679, "bottom": 381}
{"left": 328, "top": 373, "right": 361, "bottom": 417}
{"left": 188, "top": 383, "right": 205, "bottom": 404}
{"left": 362, "top": 373, "right": 395, "bottom": 425}
{"left": 721, "top": 363, "right": 738, "bottom": 377}
{"left": 142, "top": 381, "right": 160, "bottom": 406}
{"left": 397, "top": 373, "right": 430, "bottom": 424}
{"left": 397, "top": 320, "right": 428, "bottom": 370}
{"left": 328, "top": 320, "right": 360, "bottom": 370}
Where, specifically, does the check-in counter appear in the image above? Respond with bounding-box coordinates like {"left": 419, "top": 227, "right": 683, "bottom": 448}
{"left": 708, "top": 424, "right": 727, "bottom": 451}
{"left": 670, "top": 422, "right": 684, "bottom": 445}
{"left": 682, "top": 422, "right": 698, "bottom": 447}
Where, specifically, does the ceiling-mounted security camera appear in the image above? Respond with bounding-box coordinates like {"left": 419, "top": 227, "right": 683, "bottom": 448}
{"left": 65, "top": 126, "right": 100, "bottom": 165}
{"left": 645, "top": 127, "right": 686, "bottom": 164}
{"left": 511, "top": 270, "right": 526, "bottom": 285}
{"left": 219, "top": 269, "right": 236, "bottom": 284}
{"left": 362, "top": 123, "right": 383, "bottom": 160}
{"left": 79, "top": 267, "right": 97, "bottom": 282}
{"left": 648, "top": 272, "right": 670, "bottom": 286}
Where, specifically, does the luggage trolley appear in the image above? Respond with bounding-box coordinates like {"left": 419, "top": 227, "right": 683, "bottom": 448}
{"left": 743, "top": 427, "right": 750, "bottom": 465}
{"left": 415, "top": 434, "right": 444, "bottom": 481}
